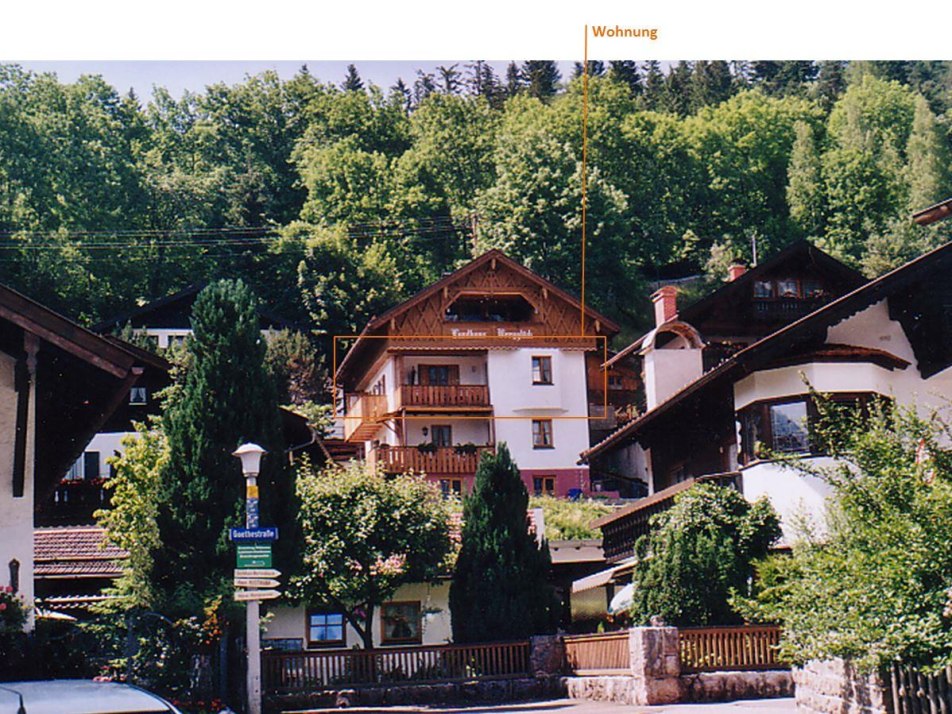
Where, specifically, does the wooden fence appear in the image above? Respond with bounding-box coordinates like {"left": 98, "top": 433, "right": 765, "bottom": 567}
{"left": 890, "top": 663, "right": 952, "bottom": 714}
{"left": 563, "top": 632, "right": 630, "bottom": 675}
{"left": 678, "top": 625, "right": 785, "bottom": 673}
{"left": 262, "top": 640, "right": 530, "bottom": 693}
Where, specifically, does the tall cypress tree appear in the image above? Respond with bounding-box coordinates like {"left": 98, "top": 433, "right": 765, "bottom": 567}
{"left": 151, "top": 280, "right": 296, "bottom": 616}
{"left": 450, "top": 444, "right": 557, "bottom": 643}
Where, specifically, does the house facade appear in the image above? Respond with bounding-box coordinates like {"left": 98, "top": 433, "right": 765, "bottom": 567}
{"left": 0, "top": 284, "right": 149, "bottom": 627}
{"left": 336, "top": 250, "right": 619, "bottom": 497}
{"left": 581, "top": 240, "right": 952, "bottom": 583}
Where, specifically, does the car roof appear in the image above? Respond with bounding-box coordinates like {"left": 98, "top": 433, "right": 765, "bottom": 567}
{"left": 0, "top": 681, "right": 177, "bottom": 714}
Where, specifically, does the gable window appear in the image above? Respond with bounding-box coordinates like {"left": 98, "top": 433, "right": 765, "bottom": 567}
{"left": 532, "top": 356, "right": 553, "bottom": 385}
{"left": 307, "top": 610, "right": 345, "bottom": 648}
{"left": 381, "top": 601, "right": 422, "bottom": 645}
{"left": 129, "top": 386, "right": 148, "bottom": 405}
{"left": 532, "top": 419, "right": 554, "bottom": 449}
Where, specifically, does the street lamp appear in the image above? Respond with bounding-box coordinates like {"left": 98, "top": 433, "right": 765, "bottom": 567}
{"left": 233, "top": 442, "right": 266, "bottom": 714}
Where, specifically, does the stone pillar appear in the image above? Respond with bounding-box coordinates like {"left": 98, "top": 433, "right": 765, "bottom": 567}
{"left": 628, "top": 627, "right": 682, "bottom": 705}
{"left": 530, "top": 635, "right": 565, "bottom": 677}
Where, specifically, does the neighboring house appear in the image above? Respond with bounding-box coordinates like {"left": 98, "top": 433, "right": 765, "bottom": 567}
{"left": 579, "top": 239, "right": 952, "bottom": 594}
{"left": 335, "top": 249, "right": 620, "bottom": 498}
{"left": 0, "top": 283, "right": 151, "bottom": 627}
{"left": 91, "top": 283, "right": 299, "bottom": 350}
{"left": 33, "top": 526, "right": 127, "bottom": 616}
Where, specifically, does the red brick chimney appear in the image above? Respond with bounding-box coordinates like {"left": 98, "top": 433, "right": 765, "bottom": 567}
{"left": 651, "top": 286, "right": 678, "bottom": 326}
{"left": 728, "top": 261, "right": 747, "bottom": 282}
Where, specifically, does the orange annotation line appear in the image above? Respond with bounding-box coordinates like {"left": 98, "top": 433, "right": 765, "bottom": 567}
{"left": 332, "top": 333, "right": 610, "bottom": 421}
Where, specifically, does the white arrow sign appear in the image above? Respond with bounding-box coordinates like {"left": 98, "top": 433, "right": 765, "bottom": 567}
{"left": 234, "top": 589, "right": 281, "bottom": 602}
{"left": 234, "top": 578, "right": 280, "bottom": 589}
{"left": 233, "top": 568, "right": 281, "bottom": 579}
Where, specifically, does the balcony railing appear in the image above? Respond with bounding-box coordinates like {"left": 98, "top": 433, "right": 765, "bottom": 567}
{"left": 372, "top": 445, "right": 495, "bottom": 475}
{"left": 398, "top": 384, "right": 490, "bottom": 409}
{"left": 343, "top": 393, "right": 388, "bottom": 441}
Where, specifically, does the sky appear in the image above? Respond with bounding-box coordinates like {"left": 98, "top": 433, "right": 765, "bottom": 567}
{"left": 13, "top": 61, "right": 579, "bottom": 100}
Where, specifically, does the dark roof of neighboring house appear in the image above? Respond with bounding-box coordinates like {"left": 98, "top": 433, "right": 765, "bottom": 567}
{"left": 677, "top": 240, "right": 867, "bottom": 327}
{"left": 91, "top": 283, "right": 304, "bottom": 334}
{"left": 34, "top": 526, "right": 127, "bottom": 579}
{"left": 0, "top": 284, "right": 156, "bottom": 495}
{"left": 581, "top": 240, "right": 952, "bottom": 462}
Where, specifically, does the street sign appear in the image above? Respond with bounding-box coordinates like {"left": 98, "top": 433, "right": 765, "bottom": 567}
{"left": 236, "top": 543, "right": 272, "bottom": 569}
{"left": 234, "top": 589, "right": 281, "bottom": 602}
{"left": 229, "top": 527, "right": 279, "bottom": 542}
{"left": 234, "top": 578, "right": 280, "bottom": 589}
{"left": 233, "top": 568, "right": 281, "bottom": 579}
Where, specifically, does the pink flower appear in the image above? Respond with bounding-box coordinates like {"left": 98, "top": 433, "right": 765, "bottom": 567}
{"left": 0, "top": 603, "right": 7, "bottom": 611}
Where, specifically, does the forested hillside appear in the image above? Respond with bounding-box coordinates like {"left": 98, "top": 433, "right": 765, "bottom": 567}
{"left": 1, "top": 60, "right": 950, "bottom": 353}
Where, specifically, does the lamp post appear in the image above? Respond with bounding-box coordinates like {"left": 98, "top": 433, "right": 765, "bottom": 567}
{"left": 233, "top": 443, "right": 266, "bottom": 714}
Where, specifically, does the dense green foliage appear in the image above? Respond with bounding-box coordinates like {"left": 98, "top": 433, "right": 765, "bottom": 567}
{"left": 737, "top": 397, "right": 952, "bottom": 672}
{"left": 528, "top": 495, "right": 613, "bottom": 540}
{"left": 629, "top": 484, "right": 781, "bottom": 626}
{"left": 291, "top": 460, "right": 452, "bottom": 648}
{"left": 450, "top": 445, "right": 558, "bottom": 642}
{"left": 1, "top": 60, "right": 951, "bottom": 354}
{"left": 150, "top": 280, "right": 297, "bottom": 616}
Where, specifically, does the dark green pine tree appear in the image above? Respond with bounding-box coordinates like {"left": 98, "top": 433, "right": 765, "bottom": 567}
{"left": 342, "top": 64, "right": 364, "bottom": 92}
{"left": 151, "top": 280, "right": 298, "bottom": 616}
{"left": 608, "top": 61, "right": 643, "bottom": 96}
{"left": 504, "top": 61, "right": 524, "bottom": 97}
{"left": 661, "top": 60, "right": 693, "bottom": 116}
{"left": 690, "top": 60, "right": 733, "bottom": 110}
{"left": 642, "top": 60, "right": 665, "bottom": 109}
{"left": 814, "top": 61, "right": 847, "bottom": 109}
{"left": 572, "top": 61, "right": 605, "bottom": 79}
{"left": 521, "top": 60, "right": 561, "bottom": 100}
{"left": 450, "top": 444, "right": 558, "bottom": 643}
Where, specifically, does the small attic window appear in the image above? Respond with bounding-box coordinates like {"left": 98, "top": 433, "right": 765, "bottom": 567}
{"left": 445, "top": 295, "right": 535, "bottom": 323}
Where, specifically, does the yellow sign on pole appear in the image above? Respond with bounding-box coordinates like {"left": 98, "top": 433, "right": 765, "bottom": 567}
{"left": 246, "top": 484, "right": 259, "bottom": 499}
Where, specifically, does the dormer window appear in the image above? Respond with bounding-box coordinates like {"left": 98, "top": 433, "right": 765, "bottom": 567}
{"left": 444, "top": 294, "right": 535, "bottom": 323}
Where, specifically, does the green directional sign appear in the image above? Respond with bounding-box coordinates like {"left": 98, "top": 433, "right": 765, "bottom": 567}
{"left": 236, "top": 543, "right": 272, "bottom": 569}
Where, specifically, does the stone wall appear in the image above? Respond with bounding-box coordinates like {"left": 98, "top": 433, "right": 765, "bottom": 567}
{"left": 681, "top": 670, "right": 793, "bottom": 702}
{"left": 793, "top": 658, "right": 892, "bottom": 714}
{"left": 563, "top": 675, "right": 639, "bottom": 704}
{"left": 263, "top": 675, "right": 565, "bottom": 713}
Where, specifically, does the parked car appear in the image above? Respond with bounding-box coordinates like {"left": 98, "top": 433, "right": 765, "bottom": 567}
{"left": 0, "top": 680, "right": 184, "bottom": 714}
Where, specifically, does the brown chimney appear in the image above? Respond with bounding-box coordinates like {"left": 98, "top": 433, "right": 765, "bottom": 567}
{"left": 728, "top": 261, "right": 747, "bottom": 282}
{"left": 651, "top": 286, "right": 678, "bottom": 326}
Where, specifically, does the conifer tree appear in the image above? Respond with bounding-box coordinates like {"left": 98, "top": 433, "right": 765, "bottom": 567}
{"left": 521, "top": 60, "right": 561, "bottom": 100}
{"left": 642, "top": 60, "right": 665, "bottom": 109}
{"left": 608, "top": 60, "right": 642, "bottom": 96}
{"left": 504, "top": 61, "right": 524, "bottom": 97}
{"left": 449, "top": 444, "right": 557, "bottom": 642}
{"left": 662, "top": 61, "right": 693, "bottom": 116}
{"left": 151, "top": 280, "right": 296, "bottom": 616}
{"left": 342, "top": 64, "right": 364, "bottom": 92}
{"left": 814, "top": 61, "right": 847, "bottom": 109}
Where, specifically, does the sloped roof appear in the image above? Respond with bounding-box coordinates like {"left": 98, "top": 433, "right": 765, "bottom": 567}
{"left": 367, "top": 249, "right": 620, "bottom": 335}
{"left": 34, "top": 526, "right": 127, "bottom": 579}
{"left": 582, "top": 240, "right": 952, "bottom": 463}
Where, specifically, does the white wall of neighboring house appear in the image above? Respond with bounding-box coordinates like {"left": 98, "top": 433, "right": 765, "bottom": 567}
{"left": 0, "top": 351, "right": 35, "bottom": 626}
{"left": 643, "top": 342, "right": 703, "bottom": 409}
{"left": 65, "top": 432, "right": 127, "bottom": 480}
{"left": 487, "top": 348, "right": 590, "bottom": 471}
{"left": 263, "top": 581, "right": 452, "bottom": 649}
{"left": 733, "top": 299, "right": 952, "bottom": 542}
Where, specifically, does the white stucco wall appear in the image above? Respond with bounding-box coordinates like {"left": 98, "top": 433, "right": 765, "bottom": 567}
{"left": 404, "top": 419, "right": 491, "bottom": 446}
{"left": 487, "top": 348, "right": 590, "bottom": 470}
{"left": 0, "top": 351, "right": 35, "bottom": 626}
{"left": 401, "top": 355, "right": 488, "bottom": 386}
{"left": 643, "top": 346, "right": 703, "bottom": 409}
{"left": 263, "top": 580, "right": 452, "bottom": 649}
{"left": 733, "top": 299, "right": 952, "bottom": 542}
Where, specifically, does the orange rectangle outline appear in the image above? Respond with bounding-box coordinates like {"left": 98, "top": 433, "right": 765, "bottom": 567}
{"left": 332, "top": 333, "right": 611, "bottom": 422}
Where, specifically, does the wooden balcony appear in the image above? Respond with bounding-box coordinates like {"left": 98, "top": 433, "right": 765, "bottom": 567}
{"left": 397, "top": 384, "right": 490, "bottom": 410}
{"left": 372, "top": 445, "right": 495, "bottom": 476}
{"left": 343, "top": 393, "right": 388, "bottom": 442}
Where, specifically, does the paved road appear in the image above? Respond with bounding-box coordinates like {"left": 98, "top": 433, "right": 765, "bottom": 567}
{"left": 291, "top": 696, "right": 797, "bottom": 713}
